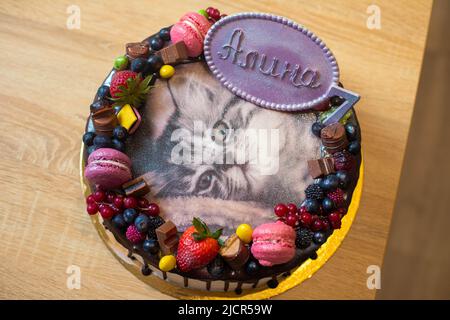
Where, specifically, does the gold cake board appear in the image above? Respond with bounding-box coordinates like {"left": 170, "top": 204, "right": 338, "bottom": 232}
{"left": 80, "top": 145, "right": 363, "bottom": 299}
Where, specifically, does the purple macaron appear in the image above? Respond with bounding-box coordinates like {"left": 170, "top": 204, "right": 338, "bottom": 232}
{"left": 84, "top": 148, "right": 132, "bottom": 189}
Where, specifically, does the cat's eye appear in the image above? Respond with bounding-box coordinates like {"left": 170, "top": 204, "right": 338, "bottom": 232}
{"left": 211, "top": 120, "right": 230, "bottom": 144}
{"left": 196, "top": 171, "right": 214, "bottom": 192}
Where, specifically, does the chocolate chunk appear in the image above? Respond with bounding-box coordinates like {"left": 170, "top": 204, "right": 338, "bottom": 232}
{"left": 307, "top": 157, "right": 335, "bottom": 179}
{"left": 122, "top": 176, "right": 150, "bottom": 197}
{"left": 156, "top": 221, "right": 178, "bottom": 255}
{"left": 320, "top": 123, "right": 348, "bottom": 154}
{"left": 219, "top": 234, "right": 250, "bottom": 270}
{"left": 92, "top": 106, "right": 117, "bottom": 136}
{"left": 157, "top": 41, "right": 188, "bottom": 65}
{"left": 126, "top": 42, "right": 150, "bottom": 60}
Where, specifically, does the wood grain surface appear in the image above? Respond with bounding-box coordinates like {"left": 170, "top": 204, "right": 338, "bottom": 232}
{"left": 0, "top": 0, "right": 431, "bottom": 299}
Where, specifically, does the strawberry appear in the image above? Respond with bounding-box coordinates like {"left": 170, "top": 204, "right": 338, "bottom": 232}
{"left": 109, "top": 70, "right": 152, "bottom": 107}
{"left": 176, "top": 217, "right": 222, "bottom": 273}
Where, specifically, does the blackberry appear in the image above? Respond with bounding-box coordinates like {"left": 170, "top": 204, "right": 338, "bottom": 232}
{"left": 295, "top": 228, "right": 314, "bottom": 249}
{"left": 147, "top": 216, "right": 165, "bottom": 239}
{"left": 305, "top": 184, "right": 325, "bottom": 200}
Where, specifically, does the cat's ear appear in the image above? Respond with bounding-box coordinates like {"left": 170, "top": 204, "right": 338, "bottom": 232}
{"left": 168, "top": 75, "right": 215, "bottom": 113}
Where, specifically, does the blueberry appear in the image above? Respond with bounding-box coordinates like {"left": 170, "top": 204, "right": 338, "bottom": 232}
{"left": 97, "top": 85, "right": 111, "bottom": 100}
{"left": 87, "top": 145, "right": 97, "bottom": 155}
{"left": 113, "top": 126, "right": 128, "bottom": 141}
{"left": 149, "top": 35, "right": 164, "bottom": 51}
{"left": 134, "top": 214, "right": 150, "bottom": 233}
{"left": 336, "top": 171, "right": 350, "bottom": 189}
{"left": 348, "top": 140, "right": 361, "bottom": 155}
{"left": 82, "top": 132, "right": 96, "bottom": 146}
{"left": 267, "top": 279, "right": 278, "bottom": 288}
{"left": 112, "top": 214, "right": 127, "bottom": 229}
{"left": 345, "top": 123, "right": 358, "bottom": 141}
{"left": 207, "top": 256, "right": 225, "bottom": 277}
{"left": 142, "top": 239, "right": 159, "bottom": 255}
{"left": 311, "top": 122, "right": 324, "bottom": 137}
{"left": 123, "top": 208, "right": 138, "bottom": 224}
{"left": 112, "top": 138, "right": 125, "bottom": 153}
{"left": 330, "top": 95, "right": 344, "bottom": 107}
{"left": 322, "top": 197, "right": 334, "bottom": 212}
{"left": 158, "top": 27, "right": 171, "bottom": 41}
{"left": 131, "top": 57, "right": 147, "bottom": 73}
{"left": 304, "top": 198, "right": 320, "bottom": 213}
{"left": 313, "top": 232, "right": 327, "bottom": 245}
{"left": 319, "top": 174, "right": 340, "bottom": 191}
{"left": 93, "top": 135, "right": 112, "bottom": 148}
{"left": 245, "top": 260, "right": 260, "bottom": 275}
{"left": 145, "top": 54, "right": 163, "bottom": 74}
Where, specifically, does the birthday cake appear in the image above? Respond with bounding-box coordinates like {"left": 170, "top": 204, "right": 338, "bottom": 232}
{"left": 81, "top": 8, "right": 362, "bottom": 296}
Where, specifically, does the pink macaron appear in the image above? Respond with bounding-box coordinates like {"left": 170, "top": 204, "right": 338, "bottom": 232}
{"left": 84, "top": 148, "right": 132, "bottom": 189}
{"left": 170, "top": 12, "right": 212, "bottom": 57}
{"left": 251, "top": 221, "right": 296, "bottom": 267}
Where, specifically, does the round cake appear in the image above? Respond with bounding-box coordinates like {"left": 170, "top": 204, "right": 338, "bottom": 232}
{"left": 81, "top": 7, "right": 362, "bottom": 298}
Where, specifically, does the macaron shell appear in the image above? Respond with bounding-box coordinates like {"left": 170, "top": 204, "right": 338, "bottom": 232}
{"left": 251, "top": 221, "right": 296, "bottom": 266}
{"left": 170, "top": 12, "right": 212, "bottom": 57}
{"left": 85, "top": 148, "right": 132, "bottom": 189}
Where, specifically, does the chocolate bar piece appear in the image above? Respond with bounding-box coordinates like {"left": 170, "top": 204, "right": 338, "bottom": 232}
{"left": 126, "top": 42, "right": 150, "bottom": 60}
{"left": 156, "top": 221, "right": 178, "bottom": 255}
{"left": 157, "top": 41, "right": 188, "bottom": 65}
{"left": 92, "top": 106, "right": 117, "bottom": 136}
{"left": 122, "top": 175, "right": 150, "bottom": 197}
{"left": 308, "top": 157, "right": 335, "bottom": 179}
{"left": 320, "top": 123, "right": 348, "bottom": 154}
{"left": 219, "top": 234, "right": 250, "bottom": 270}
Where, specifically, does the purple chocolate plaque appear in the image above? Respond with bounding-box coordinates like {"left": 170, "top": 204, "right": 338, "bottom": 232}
{"left": 204, "top": 12, "right": 340, "bottom": 112}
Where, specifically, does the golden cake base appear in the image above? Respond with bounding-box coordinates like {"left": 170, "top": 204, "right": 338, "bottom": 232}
{"left": 80, "top": 145, "right": 363, "bottom": 299}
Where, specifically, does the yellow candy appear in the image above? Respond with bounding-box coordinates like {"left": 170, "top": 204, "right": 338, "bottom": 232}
{"left": 159, "top": 65, "right": 175, "bottom": 79}
{"left": 116, "top": 104, "right": 137, "bottom": 131}
{"left": 236, "top": 224, "right": 253, "bottom": 244}
{"left": 159, "top": 255, "right": 176, "bottom": 272}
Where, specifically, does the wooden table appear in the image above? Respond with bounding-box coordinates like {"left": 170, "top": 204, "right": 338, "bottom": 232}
{"left": 0, "top": 0, "right": 431, "bottom": 299}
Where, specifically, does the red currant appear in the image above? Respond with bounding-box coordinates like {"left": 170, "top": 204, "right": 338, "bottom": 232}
{"left": 220, "top": 14, "right": 227, "bottom": 20}
{"left": 93, "top": 190, "right": 106, "bottom": 202}
{"left": 124, "top": 196, "right": 137, "bottom": 209}
{"left": 106, "top": 191, "right": 115, "bottom": 203}
{"left": 99, "top": 205, "right": 115, "bottom": 219}
{"left": 274, "top": 203, "right": 288, "bottom": 217}
{"left": 86, "top": 203, "right": 98, "bottom": 215}
{"left": 298, "top": 206, "right": 306, "bottom": 214}
{"left": 138, "top": 198, "right": 150, "bottom": 208}
{"left": 287, "top": 203, "right": 298, "bottom": 214}
{"left": 206, "top": 7, "right": 220, "bottom": 20}
{"left": 285, "top": 214, "right": 297, "bottom": 227}
{"left": 328, "top": 212, "right": 340, "bottom": 223}
{"left": 113, "top": 195, "right": 124, "bottom": 209}
{"left": 146, "top": 203, "right": 160, "bottom": 216}
{"left": 299, "top": 212, "right": 312, "bottom": 226}
{"left": 331, "top": 220, "right": 342, "bottom": 230}
{"left": 86, "top": 194, "right": 96, "bottom": 204}
{"left": 311, "top": 219, "right": 323, "bottom": 231}
{"left": 321, "top": 218, "right": 331, "bottom": 231}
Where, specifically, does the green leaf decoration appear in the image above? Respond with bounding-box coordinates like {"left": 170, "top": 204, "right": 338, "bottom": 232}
{"left": 192, "top": 217, "right": 207, "bottom": 234}
{"left": 211, "top": 228, "right": 223, "bottom": 240}
{"left": 191, "top": 217, "right": 222, "bottom": 242}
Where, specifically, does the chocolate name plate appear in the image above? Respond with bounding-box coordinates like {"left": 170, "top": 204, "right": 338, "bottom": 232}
{"left": 204, "top": 12, "right": 360, "bottom": 113}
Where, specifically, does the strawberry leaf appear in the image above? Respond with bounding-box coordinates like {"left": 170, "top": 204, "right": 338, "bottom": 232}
{"left": 192, "top": 217, "right": 207, "bottom": 234}
{"left": 192, "top": 232, "right": 206, "bottom": 241}
{"left": 211, "top": 228, "right": 223, "bottom": 240}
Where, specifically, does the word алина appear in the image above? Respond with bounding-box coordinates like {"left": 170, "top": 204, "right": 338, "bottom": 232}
{"left": 218, "top": 28, "right": 321, "bottom": 89}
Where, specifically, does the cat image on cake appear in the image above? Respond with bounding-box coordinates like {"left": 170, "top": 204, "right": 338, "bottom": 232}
{"left": 127, "top": 63, "right": 321, "bottom": 233}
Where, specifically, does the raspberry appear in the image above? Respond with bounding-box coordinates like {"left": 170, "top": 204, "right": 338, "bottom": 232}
{"left": 126, "top": 225, "right": 145, "bottom": 243}
{"left": 305, "top": 184, "right": 325, "bottom": 200}
{"left": 327, "top": 188, "right": 346, "bottom": 207}
{"left": 333, "top": 150, "right": 356, "bottom": 171}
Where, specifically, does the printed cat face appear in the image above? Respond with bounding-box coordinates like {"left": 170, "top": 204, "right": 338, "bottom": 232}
{"left": 127, "top": 63, "right": 321, "bottom": 232}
